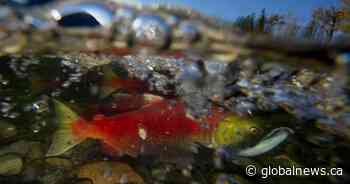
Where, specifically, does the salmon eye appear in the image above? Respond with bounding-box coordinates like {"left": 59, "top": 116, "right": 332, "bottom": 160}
{"left": 249, "top": 127, "right": 261, "bottom": 135}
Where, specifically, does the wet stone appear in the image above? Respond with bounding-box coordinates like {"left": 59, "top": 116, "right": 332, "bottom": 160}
{"left": 74, "top": 178, "right": 93, "bottom": 184}
{"left": 214, "top": 174, "right": 246, "bottom": 184}
{"left": 293, "top": 69, "right": 319, "bottom": 88}
{"left": 45, "top": 157, "right": 73, "bottom": 170}
{"left": 0, "top": 120, "right": 17, "bottom": 139}
{"left": 22, "top": 157, "right": 73, "bottom": 184}
{"left": 0, "top": 154, "right": 23, "bottom": 176}
{"left": 76, "top": 161, "right": 144, "bottom": 184}
{"left": 0, "top": 140, "right": 44, "bottom": 159}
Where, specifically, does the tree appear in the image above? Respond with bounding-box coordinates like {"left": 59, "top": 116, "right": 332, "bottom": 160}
{"left": 233, "top": 13, "right": 256, "bottom": 33}
{"left": 340, "top": 0, "right": 350, "bottom": 32}
{"left": 312, "top": 6, "right": 342, "bottom": 42}
{"left": 287, "top": 22, "right": 300, "bottom": 38}
{"left": 233, "top": 9, "right": 285, "bottom": 35}
{"left": 266, "top": 14, "right": 285, "bottom": 34}
{"left": 303, "top": 16, "right": 318, "bottom": 40}
{"left": 257, "top": 9, "right": 266, "bottom": 33}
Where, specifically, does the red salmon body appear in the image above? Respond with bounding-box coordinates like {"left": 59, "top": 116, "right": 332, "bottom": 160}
{"left": 46, "top": 98, "right": 226, "bottom": 157}
{"left": 72, "top": 100, "right": 220, "bottom": 156}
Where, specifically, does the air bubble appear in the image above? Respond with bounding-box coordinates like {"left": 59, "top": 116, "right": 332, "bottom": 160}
{"left": 51, "top": 2, "right": 114, "bottom": 28}
{"left": 178, "top": 21, "right": 201, "bottom": 43}
{"left": 131, "top": 14, "right": 171, "bottom": 49}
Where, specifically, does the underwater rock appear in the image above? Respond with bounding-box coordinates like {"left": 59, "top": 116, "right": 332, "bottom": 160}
{"left": 0, "top": 140, "right": 44, "bottom": 159}
{"left": 0, "top": 154, "right": 23, "bottom": 176}
{"left": 45, "top": 157, "right": 73, "bottom": 170}
{"left": 22, "top": 157, "right": 73, "bottom": 184}
{"left": 0, "top": 120, "right": 17, "bottom": 139}
{"left": 76, "top": 161, "right": 144, "bottom": 184}
{"left": 214, "top": 174, "right": 251, "bottom": 184}
{"left": 74, "top": 178, "right": 93, "bottom": 184}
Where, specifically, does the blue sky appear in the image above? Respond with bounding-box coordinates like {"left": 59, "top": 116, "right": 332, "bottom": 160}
{"left": 139, "top": 0, "right": 340, "bottom": 24}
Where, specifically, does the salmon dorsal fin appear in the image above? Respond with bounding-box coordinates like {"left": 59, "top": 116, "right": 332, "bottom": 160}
{"left": 100, "top": 65, "right": 119, "bottom": 98}
{"left": 46, "top": 100, "right": 86, "bottom": 157}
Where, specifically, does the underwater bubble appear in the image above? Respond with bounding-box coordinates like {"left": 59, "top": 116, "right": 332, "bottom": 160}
{"left": 131, "top": 14, "right": 171, "bottom": 49}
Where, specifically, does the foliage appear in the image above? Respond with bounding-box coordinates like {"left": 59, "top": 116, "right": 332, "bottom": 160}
{"left": 233, "top": 9, "right": 284, "bottom": 35}
{"left": 233, "top": 5, "right": 346, "bottom": 43}
{"left": 340, "top": 0, "right": 350, "bottom": 32}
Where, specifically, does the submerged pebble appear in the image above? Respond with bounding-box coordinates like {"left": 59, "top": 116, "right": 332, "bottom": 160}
{"left": 77, "top": 161, "right": 144, "bottom": 184}
{"left": 22, "top": 157, "right": 73, "bottom": 184}
{"left": 0, "top": 140, "right": 44, "bottom": 160}
{"left": 214, "top": 174, "right": 248, "bottom": 184}
{"left": 0, "top": 120, "right": 17, "bottom": 139}
{"left": 45, "top": 157, "right": 73, "bottom": 169}
{"left": 0, "top": 154, "right": 23, "bottom": 176}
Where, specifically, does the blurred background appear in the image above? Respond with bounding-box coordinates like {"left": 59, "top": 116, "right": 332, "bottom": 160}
{"left": 2, "top": 0, "right": 350, "bottom": 43}
{"left": 139, "top": 0, "right": 346, "bottom": 43}
{"left": 140, "top": 0, "right": 339, "bottom": 23}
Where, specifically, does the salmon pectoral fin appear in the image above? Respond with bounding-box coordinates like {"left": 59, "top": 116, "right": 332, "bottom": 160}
{"left": 101, "top": 143, "right": 123, "bottom": 157}
{"left": 46, "top": 100, "right": 86, "bottom": 157}
{"left": 102, "top": 138, "right": 141, "bottom": 158}
{"left": 138, "top": 142, "right": 196, "bottom": 167}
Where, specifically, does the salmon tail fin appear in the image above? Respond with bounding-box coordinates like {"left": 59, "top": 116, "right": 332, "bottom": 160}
{"left": 46, "top": 100, "right": 86, "bottom": 157}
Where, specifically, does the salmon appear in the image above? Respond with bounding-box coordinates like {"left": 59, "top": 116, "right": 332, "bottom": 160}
{"left": 46, "top": 99, "right": 225, "bottom": 157}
